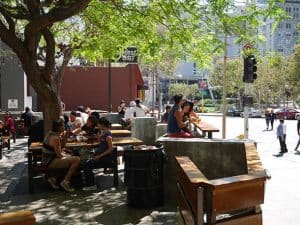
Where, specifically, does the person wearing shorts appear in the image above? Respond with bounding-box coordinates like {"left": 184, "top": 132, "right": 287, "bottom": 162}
{"left": 42, "top": 119, "right": 80, "bottom": 192}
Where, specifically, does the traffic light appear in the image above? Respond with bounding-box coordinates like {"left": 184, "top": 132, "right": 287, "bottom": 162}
{"left": 243, "top": 55, "right": 257, "bottom": 83}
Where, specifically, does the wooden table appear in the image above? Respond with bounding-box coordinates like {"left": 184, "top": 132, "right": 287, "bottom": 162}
{"left": 29, "top": 137, "right": 143, "bottom": 152}
{"left": 112, "top": 137, "right": 143, "bottom": 146}
{"left": 111, "top": 123, "right": 123, "bottom": 130}
{"left": 192, "top": 121, "right": 219, "bottom": 139}
{"left": 111, "top": 130, "right": 132, "bottom": 138}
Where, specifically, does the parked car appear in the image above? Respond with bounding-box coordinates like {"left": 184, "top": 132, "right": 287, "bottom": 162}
{"left": 296, "top": 112, "right": 300, "bottom": 120}
{"left": 275, "top": 108, "right": 300, "bottom": 120}
{"left": 227, "top": 107, "right": 242, "bottom": 117}
{"left": 240, "top": 108, "right": 262, "bottom": 118}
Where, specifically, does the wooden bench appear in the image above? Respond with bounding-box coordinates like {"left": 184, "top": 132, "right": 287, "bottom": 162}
{"left": 0, "top": 210, "right": 36, "bottom": 225}
{"left": 192, "top": 121, "right": 219, "bottom": 139}
{"left": 176, "top": 156, "right": 266, "bottom": 225}
{"left": 176, "top": 143, "right": 268, "bottom": 225}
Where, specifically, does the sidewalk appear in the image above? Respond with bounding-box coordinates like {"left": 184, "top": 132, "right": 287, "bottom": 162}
{"left": 0, "top": 138, "right": 179, "bottom": 225}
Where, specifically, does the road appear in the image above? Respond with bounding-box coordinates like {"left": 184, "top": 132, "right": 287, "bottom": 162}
{"left": 201, "top": 115, "right": 300, "bottom": 225}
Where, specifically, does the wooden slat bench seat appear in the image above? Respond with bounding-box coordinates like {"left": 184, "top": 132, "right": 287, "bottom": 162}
{"left": 176, "top": 155, "right": 267, "bottom": 225}
{"left": 192, "top": 121, "right": 219, "bottom": 139}
{"left": 0, "top": 210, "right": 36, "bottom": 225}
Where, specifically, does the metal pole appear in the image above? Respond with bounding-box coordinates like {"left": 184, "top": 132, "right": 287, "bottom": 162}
{"left": 221, "top": 33, "right": 228, "bottom": 139}
{"left": 244, "top": 84, "right": 249, "bottom": 139}
{"left": 201, "top": 76, "right": 204, "bottom": 113}
{"left": 152, "top": 69, "right": 155, "bottom": 114}
{"left": 108, "top": 59, "right": 112, "bottom": 112}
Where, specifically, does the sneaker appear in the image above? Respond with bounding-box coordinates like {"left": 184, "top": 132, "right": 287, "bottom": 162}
{"left": 82, "top": 185, "right": 97, "bottom": 191}
{"left": 60, "top": 180, "right": 75, "bottom": 192}
{"left": 47, "top": 177, "right": 60, "bottom": 190}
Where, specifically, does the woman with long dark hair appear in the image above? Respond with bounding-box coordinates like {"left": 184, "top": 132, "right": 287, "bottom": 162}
{"left": 82, "top": 117, "right": 113, "bottom": 191}
{"left": 167, "top": 94, "right": 192, "bottom": 138}
{"left": 42, "top": 119, "right": 80, "bottom": 192}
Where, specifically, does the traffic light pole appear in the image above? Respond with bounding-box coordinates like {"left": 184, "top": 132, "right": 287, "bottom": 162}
{"left": 244, "top": 83, "right": 249, "bottom": 139}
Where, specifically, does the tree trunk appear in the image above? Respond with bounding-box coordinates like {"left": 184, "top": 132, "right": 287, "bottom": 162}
{"left": 41, "top": 91, "right": 62, "bottom": 133}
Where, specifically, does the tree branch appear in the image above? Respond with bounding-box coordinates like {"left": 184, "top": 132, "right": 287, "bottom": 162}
{"left": 26, "top": 0, "right": 91, "bottom": 34}
{"left": 54, "top": 44, "right": 73, "bottom": 94}
{"left": 41, "top": 27, "right": 55, "bottom": 84}
{"left": 0, "top": 5, "right": 16, "bottom": 32}
{"left": 0, "top": 20, "right": 26, "bottom": 62}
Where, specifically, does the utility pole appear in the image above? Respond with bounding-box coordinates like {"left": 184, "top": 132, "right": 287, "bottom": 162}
{"left": 221, "top": 34, "right": 228, "bottom": 139}
{"left": 108, "top": 59, "right": 112, "bottom": 112}
{"left": 244, "top": 84, "right": 249, "bottom": 139}
{"left": 243, "top": 52, "right": 257, "bottom": 139}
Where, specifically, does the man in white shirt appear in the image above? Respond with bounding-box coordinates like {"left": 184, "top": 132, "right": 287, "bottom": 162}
{"left": 133, "top": 99, "right": 149, "bottom": 117}
{"left": 124, "top": 101, "right": 136, "bottom": 121}
{"left": 77, "top": 106, "right": 88, "bottom": 124}
{"left": 69, "top": 111, "right": 83, "bottom": 132}
{"left": 122, "top": 101, "right": 136, "bottom": 129}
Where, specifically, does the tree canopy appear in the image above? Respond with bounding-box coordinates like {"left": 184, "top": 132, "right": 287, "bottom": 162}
{"left": 0, "top": 0, "right": 287, "bottom": 131}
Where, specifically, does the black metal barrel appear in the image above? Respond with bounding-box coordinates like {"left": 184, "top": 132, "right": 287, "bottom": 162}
{"left": 124, "top": 145, "right": 165, "bottom": 209}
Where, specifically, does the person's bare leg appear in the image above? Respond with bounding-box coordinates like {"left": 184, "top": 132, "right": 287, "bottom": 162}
{"left": 64, "top": 156, "right": 80, "bottom": 181}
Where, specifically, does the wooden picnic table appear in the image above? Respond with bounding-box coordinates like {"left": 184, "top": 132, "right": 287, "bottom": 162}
{"left": 192, "top": 121, "right": 219, "bottom": 139}
{"left": 111, "top": 123, "right": 123, "bottom": 130}
{"left": 28, "top": 137, "right": 143, "bottom": 152}
{"left": 111, "top": 130, "right": 132, "bottom": 138}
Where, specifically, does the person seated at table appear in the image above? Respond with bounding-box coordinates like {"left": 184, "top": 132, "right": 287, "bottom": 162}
{"left": 91, "top": 111, "right": 100, "bottom": 120}
{"left": 167, "top": 94, "right": 192, "bottom": 138}
{"left": 0, "top": 120, "right": 10, "bottom": 136}
{"left": 28, "top": 119, "right": 44, "bottom": 147}
{"left": 82, "top": 117, "right": 113, "bottom": 191}
{"left": 133, "top": 98, "right": 149, "bottom": 117}
{"left": 68, "top": 111, "right": 83, "bottom": 133}
{"left": 0, "top": 120, "right": 10, "bottom": 145}
{"left": 122, "top": 101, "right": 136, "bottom": 129}
{"left": 42, "top": 119, "right": 80, "bottom": 192}
{"left": 161, "top": 105, "right": 171, "bottom": 123}
{"left": 77, "top": 106, "right": 89, "bottom": 124}
{"left": 182, "top": 101, "right": 200, "bottom": 123}
{"left": 182, "top": 101, "right": 202, "bottom": 137}
{"left": 118, "top": 100, "right": 126, "bottom": 119}
{"left": 80, "top": 115, "right": 99, "bottom": 137}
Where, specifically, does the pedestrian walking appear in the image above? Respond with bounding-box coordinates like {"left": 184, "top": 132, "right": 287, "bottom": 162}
{"left": 270, "top": 109, "right": 276, "bottom": 130}
{"left": 265, "top": 109, "right": 271, "bottom": 130}
{"left": 294, "top": 119, "right": 300, "bottom": 151}
{"left": 277, "top": 119, "right": 288, "bottom": 154}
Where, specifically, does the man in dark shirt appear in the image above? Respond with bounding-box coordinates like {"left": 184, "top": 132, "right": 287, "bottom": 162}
{"left": 161, "top": 105, "right": 171, "bottom": 123}
{"left": 21, "top": 107, "right": 34, "bottom": 133}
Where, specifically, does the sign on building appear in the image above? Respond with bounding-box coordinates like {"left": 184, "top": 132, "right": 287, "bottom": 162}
{"left": 8, "top": 99, "right": 18, "bottom": 109}
{"left": 118, "top": 47, "right": 137, "bottom": 63}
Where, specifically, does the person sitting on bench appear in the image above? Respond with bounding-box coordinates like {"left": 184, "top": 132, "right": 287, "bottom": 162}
{"left": 167, "top": 94, "right": 192, "bottom": 138}
{"left": 182, "top": 101, "right": 203, "bottom": 137}
{"left": 42, "top": 119, "right": 80, "bottom": 192}
{"left": 82, "top": 117, "right": 113, "bottom": 191}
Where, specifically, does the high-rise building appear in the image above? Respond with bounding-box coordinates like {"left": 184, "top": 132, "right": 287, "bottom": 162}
{"left": 258, "top": 0, "right": 300, "bottom": 55}
{"left": 226, "top": 0, "right": 300, "bottom": 57}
